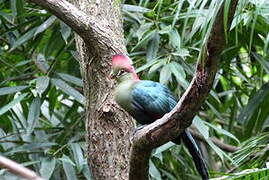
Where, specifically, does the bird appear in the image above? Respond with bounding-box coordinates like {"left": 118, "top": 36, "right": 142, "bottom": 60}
{"left": 110, "top": 54, "right": 209, "bottom": 180}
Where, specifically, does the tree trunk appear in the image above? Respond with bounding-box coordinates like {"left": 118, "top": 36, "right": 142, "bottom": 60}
{"left": 72, "top": 1, "right": 134, "bottom": 179}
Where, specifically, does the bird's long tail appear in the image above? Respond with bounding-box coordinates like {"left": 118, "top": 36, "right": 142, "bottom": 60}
{"left": 181, "top": 130, "right": 209, "bottom": 180}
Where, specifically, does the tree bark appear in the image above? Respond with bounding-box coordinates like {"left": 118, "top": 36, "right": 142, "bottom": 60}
{"left": 71, "top": 1, "right": 133, "bottom": 179}
{"left": 28, "top": 0, "right": 133, "bottom": 179}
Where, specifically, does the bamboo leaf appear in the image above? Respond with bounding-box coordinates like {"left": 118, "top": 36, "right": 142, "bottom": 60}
{"left": 10, "top": 27, "right": 37, "bottom": 51}
{"left": 206, "top": 122, "right": 240, "bottom": 143}
{"left": 159, "top": 64, "right": 171, "bottom": 85}
{"left": 60, "top": 21, "right": 71, "bottom": 43}
{"left": 0, "top": 86, "right": 29, "bottom": 96}
{"left": 132, "top": 30, "right": 156, "bottom": 51}
{"left": 0, "top": 93, "right": 28, "bottom": 115}
{"left": 35, "top": 16, "right": 57, "bottom": 36}
{"left": 149, "top": 160, "right": 162, "bottom": 180}
{"left": 146, "top": 32, "right": 160, "bottom": 62}
{"left": 51, "top": 78, "right": 85, "bottom": 105}
{"left": 40, "top": 158, "right": 56, "bottom": 180}
{"left": 70, "top": 143, "right": 85, "bottom": 172}
{"left": 62, "top": 155, "right": 78, "bottom": 180}
{"left": 36, "top": 76, "right": 50, "bottom": 95}
{"left": 27, "top": 97, "right": 41, "bottom": 135}
{"left": 57, "top": 73, "right": 83, "bottom": 87}
{"left": 122, "top": 4, "right": 151, "bottom": 13}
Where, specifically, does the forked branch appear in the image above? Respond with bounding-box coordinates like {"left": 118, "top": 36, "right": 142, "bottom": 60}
{"left": 129, "top": 1, "right": 239, "bottom": 179}
{"left": 29, "top": 0, "right": 124, "bottom": 54}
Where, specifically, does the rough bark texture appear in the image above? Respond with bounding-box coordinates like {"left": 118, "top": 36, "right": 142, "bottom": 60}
{"left": 28, "top": 0, "right": 133, "bottom": 179}
{"left": 72, "top": 1, "right": 133, "bottom": 180}
{"left": 129, "top": 1, "right": 239, "bottom": 179}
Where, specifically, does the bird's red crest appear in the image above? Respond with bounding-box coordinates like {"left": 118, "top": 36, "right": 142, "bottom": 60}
{"left": 112, "top": 54, "right": 133, "bottom": 68}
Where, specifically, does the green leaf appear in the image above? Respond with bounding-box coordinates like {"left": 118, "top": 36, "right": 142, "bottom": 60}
{"left": 169, "top": 29, "right": 181, "bottom": 50}
{"left": 0, "top": 10, "right": 13, "bottom": 23}
{"left": 35, "top": 16, "right": 57, "bottom": 36}
{"left": 51, "top": 78, "right": 85, "bottom": 105}
{"left": 206, "top": 138, "right": 231, "bottom": 162}
{"left": 136, "top": 59, "right": 160, "bottom": 73}
{"left": 60, "top": 21, "right": 71, "bottom": 44}
{"left": 122, "top": 4, "right": 151, "bottom": 13}
{"left": 148, "top": 59, "right": 165, "bottom": 74}
{"left": 35, "top": 54, "right": 49, "bottom": 73}
{"left": 205, "top": 122, "right": 240, "bottom": 143}
{"left": 193, "top": 116, "right": 209, "bottom": 139}
{"left": 11, "top": 0, "right": 17, "bottom": 18}
{"left": 136, "top": 22, "right": 153, "bottom": 41}
{"left": 146, "top": 32, "right": 160, "bottom": 62}
{"left": 40, "top": 158, "right": 56, "bottom": 180}
{"left": 169, "top": 62, "right": 188, "bottom": 89}
{"left": 15, "top": 60, "right": 32, "bottom": 67}
{"left": 238, "top": 83, "right": 269, "bottom": 124}
{"left": 36, "top": 76, "right": 50, "bottom": 95}
{"left": 132, "top": 30, "right": 156, "bottom": 51}
{"left": 0, "top": 85, "right": 29, "bottom": 96}
{"left": 10, "top": 27, "right": 37, "bottom": 51}
{"left": 0, "top": 93, "right": 28, "bottom": 115}
{"left": 57, "top": 73, "right": 83, "bottom": 87}
{"left": 252, "top": 53, "right": 269, "bottom": 74}
{"left": 62, "top": 155, "right": 78, "bottom": 180}
{"left": 152, "top": 142, "right": 175, "bottom": 157}
{"left": 70, "top": 143, "right": 85, "bottom": 172}
{"left": 27, "top": 97, "right": 41, "bottom": 135}
{"left": 149, "top": 160, "right": 162, "bottom": 180}
{"left": 82, "top": 164, "right": 92, "bottom": 180}
{"left": 159, "top": 63, "right": 171, "bottom": 85}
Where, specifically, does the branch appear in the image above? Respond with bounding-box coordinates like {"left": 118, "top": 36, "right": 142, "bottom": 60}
{"left": 129, "top": 1, "right": 239, "bottom": 179}
{"left": 29, "top": 0, "right": 125, "bottom": 54}
{"left": 189, "top": 129, "right": 239, "bottom": 153}
{"left": 0, "top": 155, "right": 44, "bottom": 180}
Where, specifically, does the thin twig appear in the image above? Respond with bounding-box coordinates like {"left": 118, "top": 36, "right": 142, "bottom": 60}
{"left": 189, "top": 129, "right": 239, "bottom": 153}
{"left": 0, "top": 156, "right": 44, "bottom": 180}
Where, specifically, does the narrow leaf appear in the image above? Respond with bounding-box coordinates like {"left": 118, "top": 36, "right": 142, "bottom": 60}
{"left": 40, "top": 158, "right": 56, "bottom": 180}
{"left": 36, "top": 76, "right": 50, "bottom": 95}
{"left": 0, "top": 93, "right": 28, "bottom": 115}
{"left": 70, "top": 143, "right": 85, "bottom": 171}
{"left": 193, "top": 116, "right": 209, "bottom": 139}
{"left": 35, "top": 54, "right": 49, "bottom": 73}
{"left": 159, "top": 64, "right": 171, "bottom": 85}
{"left": 62, "top": 155, "right": 78, "bottom": 180}
{"left": 0, "top": 86, "right": 29, "bottom": 96}
{"left": 206, "top": 122, "right": 240, "bottom": 143}
{"left": 27, "top": 97, "right": 41, "bottom": 135}
{"left": 146, "top": 32, "right": 160, "bottom": 62}
{"left": 152, "top": 142, "right": 175, "bottom": 156}
{"left": 132, "top": 30, "right": 156, "bottom": 51}
{"left": 60, "top": 21, "right": 71, "bottom": 43}
{"left": 10, "top": 27, "right": 37, "bottom": 51}
{"left": 149, "top": 160, "right": 162, "bottom": 180}
{"left": 35, "top": 16, "right": 57, "bottom": 36}
{"left": 51, "top": 78, "right": 85, "bottom": 105}
{"left": 122, "top": 4, "right": 151, "bottom": 13}
{"left": 57, "top": 73, "right": 83, "bottom": 87}
{"left": 169, "top": 62, "right": 188, "bottom": 89}
{"left": 169, "top": 29, "right": 181, "bottom": 50}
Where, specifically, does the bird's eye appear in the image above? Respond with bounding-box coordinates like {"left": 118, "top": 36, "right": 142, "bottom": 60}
{"left": 117, "top": 70, "right": 126, "bottom": 76}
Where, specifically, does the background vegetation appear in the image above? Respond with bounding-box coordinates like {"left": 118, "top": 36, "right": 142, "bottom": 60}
{"left": 0, "top": 0, "right": 268, "bottom": 179}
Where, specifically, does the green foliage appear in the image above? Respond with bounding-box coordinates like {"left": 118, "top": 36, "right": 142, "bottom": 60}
{"left": 0, "top": 0, "right": 269, "bottom": 179}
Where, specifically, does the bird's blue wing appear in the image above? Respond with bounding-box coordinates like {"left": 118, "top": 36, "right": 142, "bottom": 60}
{"left": 131, "top": 80, "right": 177, "bottom": 124}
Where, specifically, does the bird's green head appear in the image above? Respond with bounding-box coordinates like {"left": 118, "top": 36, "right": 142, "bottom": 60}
{"left": 110, "top": 54, "right": 139, "bottom": 81}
